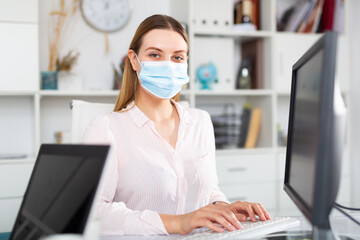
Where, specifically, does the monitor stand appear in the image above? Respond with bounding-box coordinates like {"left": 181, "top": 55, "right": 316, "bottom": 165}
{"left": 313, "top": 226, "right": 336, "bottom": 240}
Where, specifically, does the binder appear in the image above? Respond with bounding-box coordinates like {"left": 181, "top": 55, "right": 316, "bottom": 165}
{"left": 193, "top": 0, "right": 233, "bottom": 30}
{"left": 241, "top": 39, "right": 264, "bottom": 89}
{"left": 245, "top": 108, "right": 262, "bottom": 148}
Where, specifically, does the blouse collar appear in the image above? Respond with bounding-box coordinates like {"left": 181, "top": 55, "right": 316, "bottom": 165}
{"left": 127, "top": 99, "right": 192, "bottom": 128}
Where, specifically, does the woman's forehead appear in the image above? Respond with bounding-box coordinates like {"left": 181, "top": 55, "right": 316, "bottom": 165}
{"left": 140, "top": 29, "right": 187, "bottom": 53}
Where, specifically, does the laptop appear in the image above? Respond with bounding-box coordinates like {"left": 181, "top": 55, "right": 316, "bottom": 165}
{"left": 9, "top": 144, "right": 110, "bottom": 240}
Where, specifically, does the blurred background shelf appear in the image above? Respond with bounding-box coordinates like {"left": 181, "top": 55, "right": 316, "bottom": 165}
{"left": 39, "top": 90, "right": 120, "bottom": 97}
{"left": 194, "top": 89, "right": 273, "bottom": 96}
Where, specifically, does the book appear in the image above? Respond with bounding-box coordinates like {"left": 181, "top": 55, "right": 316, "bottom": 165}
{"left": 303, "top": 0, "right": 324, "bottom": 33}
{"left": 238, "top": 105, "right": 252, "bottom": 148}
{"left": 333, "top": 0, "right": 344, "bottom": 33}
{"left": 252, "top": 0, "right": 259, "bottom": 30}
{"left": 284, "top": 0, "right": 314, "bottom": 32}
{"left": 240, "top": 39, "right": 264, "bottom": 89}
{"left": 313, "top": 0, "right": 325, "bottom": 32}
{"left": 234, "top": 1, "right": 243, "bottom": 24}
{"left": 321, "top": 0, "right": 335, "bottom": 31}
{"left": 296, "top": 1, "right": 316, "bottom": 33}
{"left": 244, "top": 108, "right": 262, "bottom": 148}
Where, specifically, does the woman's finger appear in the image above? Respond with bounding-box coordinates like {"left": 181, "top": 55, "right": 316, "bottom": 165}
{"left": 251, "top": 203, "right": 266, "bottom": 221}
{"left": 212, "top": 214, "right": 237, "bottom": 232}
{"left": 202, "top": 219, "right": 224, "bottom": 233}
{"left": 238, "top": 202, "right": 256, "bottom": 222}
{"left": 235, "top": 213, "right": 248, "bottom": 222}
{"left": 259, "top": 204, "right": 271, "bottom": 220}
{"left": 218, "top": 208, "right": 242, "bottom": 229}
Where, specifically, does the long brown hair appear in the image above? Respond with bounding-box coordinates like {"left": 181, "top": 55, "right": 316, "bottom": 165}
{"left": 114, "top": 14, "right": 189, "bottom": 111}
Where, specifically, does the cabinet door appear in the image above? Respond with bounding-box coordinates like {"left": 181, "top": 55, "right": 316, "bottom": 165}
{"left": 193, "top": 37, "right": 235, "bottom": 91}
{"left": 219, "top": 182, "right": 277, "bottom": 211}
{"left": 274, "top": 34, "right": 320, "bottom": 94}
{"left": 0, "top": 23, "right": 39, "bottom": 91}
{"left": 0, "top": 0, "right": 38, "bottom": 23}
{"left": 216, "top": 153, "right": 276, "bottom": 184}
{"left": 0, "top": 198, "right": 22, "bottom": 232}
{"left": 0, "top": 163, "right": 34, "bottom": 198}
{"left": 274, "top": 34, "right": 350, "bottom": 94}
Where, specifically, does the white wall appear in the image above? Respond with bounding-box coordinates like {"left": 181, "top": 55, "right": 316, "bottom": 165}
{"left": 39, "top": 0, "right": 171, "bottom": 91}
{"left": 349, "top": 0, "right": 360, "bottom": 206}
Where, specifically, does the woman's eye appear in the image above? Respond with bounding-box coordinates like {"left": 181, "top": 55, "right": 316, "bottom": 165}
{"left": 173, "top": 55, "right": 185, "bottom": 61}
{"left": 149, "top": 53, "right": 159, "bottom": 58}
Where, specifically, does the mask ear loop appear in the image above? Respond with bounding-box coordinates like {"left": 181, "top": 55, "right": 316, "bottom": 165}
{"left": 134, "top": 53, "right": 142, "bottom": 82}
{"left": 134, "top": 53, "right": 142, "bottom": 65}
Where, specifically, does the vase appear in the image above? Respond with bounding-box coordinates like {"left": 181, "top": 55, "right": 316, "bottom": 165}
{"left": 57, "top": 71, "right": 83, "bottom": 91}
{"left": 41, "top": 71, "right": 58, "bottom": 90}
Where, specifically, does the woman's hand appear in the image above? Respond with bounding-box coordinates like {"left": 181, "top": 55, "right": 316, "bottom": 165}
{"left": 160, "top": 201, "right": 271, "bottom": 235}
{"left": 160, "top": 204, "right": 242, "bottom": 235}
{"left": 226, "top": 201, "right": 271, "bottom": 222}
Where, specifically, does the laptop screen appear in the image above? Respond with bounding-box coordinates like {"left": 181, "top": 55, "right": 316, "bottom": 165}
{"left": 10, "top": 144, "right": 110, "bottom": 240}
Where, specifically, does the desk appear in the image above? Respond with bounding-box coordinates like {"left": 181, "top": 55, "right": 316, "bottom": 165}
{"left": 101, "top": 213, "right": 360, "bottom": 240}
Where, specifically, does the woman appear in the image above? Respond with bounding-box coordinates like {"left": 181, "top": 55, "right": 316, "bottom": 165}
{"left": 83, "top": 14, "right": 271, "bottom": 236}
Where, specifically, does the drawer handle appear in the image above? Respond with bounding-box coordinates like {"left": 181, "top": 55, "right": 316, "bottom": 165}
{"left": 228, "top": 167, "right": 246, "bottom": 172}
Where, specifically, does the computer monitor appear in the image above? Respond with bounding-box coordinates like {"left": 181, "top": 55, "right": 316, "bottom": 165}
{"left": 284, "top": 31, "right": 346, "bottom": 239}
{"left": 10, "top": 144, "right": 110, "bottom": 240}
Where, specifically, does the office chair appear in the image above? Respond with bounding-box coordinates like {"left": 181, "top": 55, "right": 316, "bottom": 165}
{"left": 70, "top": 99, "right": 189, "bottom": 143}
{"left": 70, "top": 100, "right": 115, "bottom": 143}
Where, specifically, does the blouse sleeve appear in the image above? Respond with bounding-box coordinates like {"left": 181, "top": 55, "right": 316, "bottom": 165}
{"left": 202, "top": 111, "right": 230, "bottom": 205}
{"left": 82, "top": 114, "right": 168, "bottom": 236}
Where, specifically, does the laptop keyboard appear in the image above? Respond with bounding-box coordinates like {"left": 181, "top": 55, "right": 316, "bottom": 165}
{"left": 177, "top": 216, "right": 300, "bottom": 239}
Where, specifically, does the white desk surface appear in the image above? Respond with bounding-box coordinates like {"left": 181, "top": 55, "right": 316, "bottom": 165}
{"left": 100, "top": 213, "right": 360, "bottom": 240}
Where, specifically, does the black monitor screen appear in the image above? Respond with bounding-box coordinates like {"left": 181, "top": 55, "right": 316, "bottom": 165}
{"left": 284, "top": 32, "right": 345, "bottom": 233}
{"left": 11, "top": 144, "right": 109, "bottom": 240}
{"left": 288, "top": 49, "right": 323, "bottom": 208}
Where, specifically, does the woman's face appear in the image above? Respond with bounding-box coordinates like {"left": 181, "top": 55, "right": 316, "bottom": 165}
{"left": 129, "top": 29, "right": 188, "bottom": 72}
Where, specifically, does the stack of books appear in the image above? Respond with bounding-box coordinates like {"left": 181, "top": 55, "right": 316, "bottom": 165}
{"left": 277, "top": 0, "right": 344, "bottom": 33}
{"left": 211, "top": 104, "right": 262, "bottom": 149}
{"left": 238, "top": 104, "right": 262, "bottom": 148}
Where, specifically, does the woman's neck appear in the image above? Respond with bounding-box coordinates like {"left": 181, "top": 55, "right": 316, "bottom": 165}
{"left": 135, "top": 87, "right": 176, "bottom": 123}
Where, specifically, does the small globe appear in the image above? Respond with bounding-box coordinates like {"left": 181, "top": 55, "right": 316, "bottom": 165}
{"left": 196, "top": 62, "right": 218, "bottom": 89}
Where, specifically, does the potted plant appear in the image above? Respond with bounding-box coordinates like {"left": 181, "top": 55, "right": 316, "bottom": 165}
{"left": 56, "top": 50, "right": 82, "bottom": 90}
{"left": 41, "top": 0, "right": 79, "bottom": 90}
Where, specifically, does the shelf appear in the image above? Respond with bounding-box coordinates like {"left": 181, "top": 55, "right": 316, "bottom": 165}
{"left": 193, "top": 28, "right": 272, "bottom": 39}
{"left": 195, "top": 89, "right": 273, "bottom": 96}
{"left": 0, "top": 157, "right": 36, "bottom": 165}
{"left": 275, "top": 32, "right": 323, "bottom": 37}
{"left": 276, "top": 92, "right": 291, "bottom": 97}
{"left": 0, "top": 91, "right": 36, "bottom": 96}
{"left": 216, "top": 147, "right": 275, "bottom": 157}
{"left": 39, "top": 90, "right": 120, "bottom": 97}
{"left": 180, "top": 89, "right": 190, "bottom": 95}
{"left": 276, "top": 147, "right": 287, "bottom": 154}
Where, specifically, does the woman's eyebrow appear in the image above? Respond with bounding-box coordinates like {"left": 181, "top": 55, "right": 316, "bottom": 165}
{"left": 144, "top": 47, "right": 186, "bottom": 54}
{"left": 145, "top": 47, "right": 163, "bottom": 52}
{"left": 174, "top": 50, "right": 187, "bottom": 54}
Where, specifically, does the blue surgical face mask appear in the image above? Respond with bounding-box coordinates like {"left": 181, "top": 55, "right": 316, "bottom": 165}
{"left": 135, "top": 54, "right": 189, "bottom": 99}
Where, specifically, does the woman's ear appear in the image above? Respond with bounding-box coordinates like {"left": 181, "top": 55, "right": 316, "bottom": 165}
{"left": 128, "top": 49, "right": 138, "bottom": 71}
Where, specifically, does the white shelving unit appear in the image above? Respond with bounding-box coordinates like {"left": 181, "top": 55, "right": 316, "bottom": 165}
{"left": 184, "top": 0, "right": 352, "bottom": 216}
{"left": 0, "top": 0, "right": 353, "bottom": 232}
{"left": 0, "top": 1, "right": 40, "bottom": 232}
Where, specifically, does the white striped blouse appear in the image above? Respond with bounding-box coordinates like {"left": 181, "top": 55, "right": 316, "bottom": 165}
{"left": 82, "top": 100, "right": 228, "bottom": 236}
